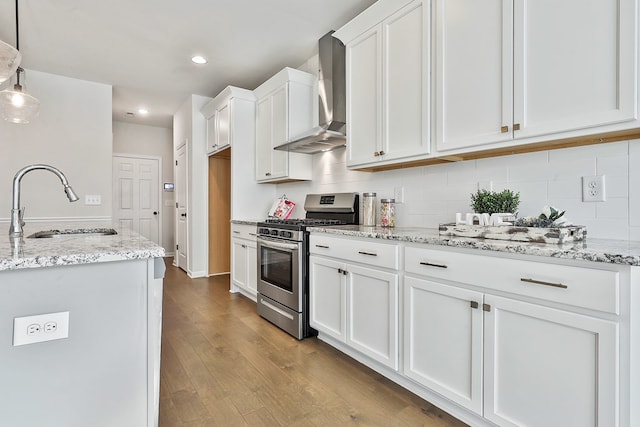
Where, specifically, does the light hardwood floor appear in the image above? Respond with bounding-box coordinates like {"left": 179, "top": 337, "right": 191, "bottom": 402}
{"left": 159, "top": 259, "right": 468, "bottom": 427}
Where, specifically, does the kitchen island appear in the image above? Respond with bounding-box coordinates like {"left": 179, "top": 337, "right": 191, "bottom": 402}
{"left": 0, "top": 222, "right": 165, "bottom": 427}
{"left": 307, "top": 225, "right": 640, "bottom": 427}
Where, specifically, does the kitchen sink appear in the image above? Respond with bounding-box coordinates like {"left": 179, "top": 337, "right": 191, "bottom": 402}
{"left": 28, "top": 228, "right": 118, "bottom": 238}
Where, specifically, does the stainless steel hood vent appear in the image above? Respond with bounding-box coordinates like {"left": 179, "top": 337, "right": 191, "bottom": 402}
{"left": 274, "top": 31, "right": 346, "bottom": 154}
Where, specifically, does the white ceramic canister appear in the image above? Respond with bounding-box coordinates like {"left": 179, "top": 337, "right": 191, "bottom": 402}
{"left": 362, "top": 192, "right": 376, "bottom": 226}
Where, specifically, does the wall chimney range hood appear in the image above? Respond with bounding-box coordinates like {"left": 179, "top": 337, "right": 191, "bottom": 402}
{"left": 274, "top": 31, "right": 346, "bottom": 154}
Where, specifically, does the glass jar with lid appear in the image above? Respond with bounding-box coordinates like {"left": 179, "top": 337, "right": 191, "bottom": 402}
{"left": 380, "top": 198, "right": 395, "bottom": 227}
{"left": 362, "top": 192, "right": 376, "bottom": 226}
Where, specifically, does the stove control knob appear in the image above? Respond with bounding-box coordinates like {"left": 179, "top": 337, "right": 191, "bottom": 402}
{"left": 280, "top": 231, "right": 292, "bottom": 238}
{"left": 271, "top": 229, "right": 279, "bottom": 236}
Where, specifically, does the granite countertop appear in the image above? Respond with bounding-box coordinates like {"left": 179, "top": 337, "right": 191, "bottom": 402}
{"left": 308, "top": 225, "right": 640, "bottom": 266}
{"left": 231, "top": 219, "right": 261, "bottom": 226}
{"left": 0, "top": 222, "right": 165, "bottom": 271}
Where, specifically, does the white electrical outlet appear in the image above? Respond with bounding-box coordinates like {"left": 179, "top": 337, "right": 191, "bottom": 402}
{"left": 13, "top": 312, "right": 69, "bottom": 346}
{"left": 582, "top": 175, "right": 606, "bottom": 202}
{"left": 394, "top": 187, "right": 405, "bottom": 204}
{"left": 84, "top": 195, "right": 102, "bottom": 205}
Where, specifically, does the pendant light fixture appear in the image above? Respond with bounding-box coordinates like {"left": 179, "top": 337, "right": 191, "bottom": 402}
{"left": 0, "top": 0, "right": 40, "bottom": 124}
{"left": 0, "top": 40, "right": 21, "bottom": 84}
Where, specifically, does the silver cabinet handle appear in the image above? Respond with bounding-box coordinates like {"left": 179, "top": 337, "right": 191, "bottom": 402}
{"left": 248, "top": 233, "right": 256, "bottom": 236}
{"left": 358, "top": 251, "right": 377, "bottom": 256}
{"left": 315, "top": 244, "right": 330, "bottom": 249}
{"left": 337, "top": 268, "right": 348, "bottom": 276}
{"left": 241, "top": 244, "right": 247, "bottom": 248}
{"left": 233, "top": 230, "right": 240, "bottom": 234}
{"left": 420, "top": 261, "right": 448, "bottom": 269}
{"left": 521, "top": 278, "right": 567, "bottom": 289}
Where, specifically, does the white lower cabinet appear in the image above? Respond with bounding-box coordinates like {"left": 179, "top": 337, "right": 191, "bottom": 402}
{"left": 230, "top": 224, "right": 257, "bottom": 300}
{"left": 404, "top": 276, "right": 618, "bottom": 427}
{"left": 483, "top": 295, "right": 617, "bottom": 427}
{"left": 309, "top": 256, "right": 347, "bottom": 342}
{"left": 347, "top": 264, "right": 398, "bottom": 370}
{"left": 404, "top": 277, "right": 483, "bottom": 414}
{"left": 309, "top": 233, "right": 630, "bottom": 426}
{"left": 309, "top": 235, "right": 399, "bottom": 371}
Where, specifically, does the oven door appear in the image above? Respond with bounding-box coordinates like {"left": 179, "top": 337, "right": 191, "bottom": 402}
{"left": 256, "top": 236, "right": 302, "bottom": 312}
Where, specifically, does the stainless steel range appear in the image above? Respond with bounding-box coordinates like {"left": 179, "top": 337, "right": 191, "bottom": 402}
{"left": 256, "top": 193, "right": 359, "bottom": 339}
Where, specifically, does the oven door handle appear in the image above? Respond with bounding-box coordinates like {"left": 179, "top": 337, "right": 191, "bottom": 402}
{"left": 257, "top": 236, "right": 300, "bottom": 251}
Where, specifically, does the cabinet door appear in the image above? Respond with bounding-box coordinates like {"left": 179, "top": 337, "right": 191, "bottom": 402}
{"left": 216, "top": 101, "right": 230, "bottom": 150}
{"left": 269, "top": 86, "right": 289, "bottom": 180}
{"left": 484, "top": 295, "right": 618, "bottom": 427}
{"left": 231, "top": 239, "right": 247, "bottom": 290}
{"left": 309, "top": 256, "right": 347, "bottom": 342}
{"left": 435, "top": 0, "right": 513, "bottom": 151}
{"left": 383, "top": 0, "right": 430, "bottom": 161}
{"left": 206, "top": 114, "right": 217, "bottom": 153}
{"left": 513, "top": 0, "right": 637, "bottom": 140}
{"left": 347, "top": 264, "right": 399, "bottom": 370}
{"left": 255, "top": 97, "right": 272, "bottom": 181}
{"left": 404, "top": 276, "right": 483, "bottom": 414}
{"left": 346, "top": 26, "right": 382, "bottom": 167}
{"left": 246, "top": 241, "right": 257, "bottom": 296}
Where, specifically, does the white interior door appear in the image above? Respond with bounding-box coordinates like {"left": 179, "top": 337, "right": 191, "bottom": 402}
{"left": 113, "top": 156, "right": 160, "bottom": 245}
{"left": 175, "top": 145, "right": 188, "bottom": 270}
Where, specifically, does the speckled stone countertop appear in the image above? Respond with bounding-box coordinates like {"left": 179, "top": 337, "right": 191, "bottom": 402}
{"left": 0, "top": 222, "right": 165, "bottom": 271}
{"left": 308, "top": 225, "right": 640, "bottom": 266}
{"left": 231, "top": 219, "right": 260, "bottom": 226}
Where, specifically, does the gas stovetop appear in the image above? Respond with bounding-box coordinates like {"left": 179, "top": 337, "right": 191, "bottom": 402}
{"left": 263, "top": 218, "right": 347, "bottom": 227}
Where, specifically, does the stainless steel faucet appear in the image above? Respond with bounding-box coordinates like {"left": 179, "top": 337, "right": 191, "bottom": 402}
{"left": 9, "top": 164, "right": 79, "bottom": 238}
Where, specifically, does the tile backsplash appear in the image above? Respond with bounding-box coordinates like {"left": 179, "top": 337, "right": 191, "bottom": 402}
{"left": 276, "top": 139, "right": 640, "bottom": 241}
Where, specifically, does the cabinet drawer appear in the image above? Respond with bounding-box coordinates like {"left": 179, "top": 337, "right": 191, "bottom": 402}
{"left": 405, "top": 246, "right": 619, "bottom": 314}
{"left": 310, "top": 234, "right": 399, "bottom": 270}
{"left": 231, "top": 223, "right": 257, "bottom": 241}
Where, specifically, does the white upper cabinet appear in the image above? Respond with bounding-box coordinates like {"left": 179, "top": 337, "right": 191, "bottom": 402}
{"left": 201, "top": 86, "right": 254, "bottom": 155}
{"left": 201, "top": 86, "right": 253, "bottom": 155}
{"left": 254, "top": 67, "right": 315, "bottom": 183}
{"left": 436, "top": 0, "right": 638, "bottom": 153}
{"left": 335, "top": 0, "right": 430, "bottom": 168}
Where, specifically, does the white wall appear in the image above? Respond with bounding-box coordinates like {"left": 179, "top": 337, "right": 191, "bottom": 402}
{"left": 276, "top": 139, "right": 640, "bottom": 241}
{"left": 112, "top": 121, "right": 174, "bottom": 253}
{"left": 173, "top": 95, "right": 211, "bottom": 278}
{"left": 0, "top": 69, "right": 112, "bottom": 221}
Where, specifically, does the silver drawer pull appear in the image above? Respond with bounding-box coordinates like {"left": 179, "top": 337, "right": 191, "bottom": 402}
{"left": 233, "top": 231, "right": 240, "bottom": 234}
{"left": 521, "top": 278, "right": 568, "bottom": 289}
{"left": 248, "top": 233, "right": 256, "bottom": 236}
{"left": 315, "top": 244, "right": 330, "bottom": 249}
{"left": 420, "top": 261, "right": 448, "bottom": 269}
{"left": 358, "top": 251, "right": 377, "bottom": 256}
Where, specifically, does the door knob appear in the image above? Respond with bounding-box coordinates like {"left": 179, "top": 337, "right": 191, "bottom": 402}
{"left": 153, "top": 211, "right": 158, "bottom": 215}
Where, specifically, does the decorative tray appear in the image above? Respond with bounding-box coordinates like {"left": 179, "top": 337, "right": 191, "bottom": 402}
{"left": 438, "top": 223, "right": 587, "bottom": 244}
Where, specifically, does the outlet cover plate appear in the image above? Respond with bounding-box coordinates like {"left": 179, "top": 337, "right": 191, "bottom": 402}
{"left": 13, "top": 312, "right": 69, "bottom": 346}
{"left": 582, "top": 175, "right": 606, "bottom": 202}
{"left": 84, "top": 195, "right": 102, "bottom": 205}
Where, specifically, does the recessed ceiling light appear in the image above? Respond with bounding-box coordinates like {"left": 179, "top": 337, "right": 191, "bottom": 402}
{"left": 138, "top": 108, "right": 149, "bottom": 115}
{"left": 191, "top": 55, "right": 207, "bottom": 64}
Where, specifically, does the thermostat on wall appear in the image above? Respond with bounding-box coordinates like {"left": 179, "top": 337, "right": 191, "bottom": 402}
{"left": 163, "top": 183, "right": 174, "bottom": 192}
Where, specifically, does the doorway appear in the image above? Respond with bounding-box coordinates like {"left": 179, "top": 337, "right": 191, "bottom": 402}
{"left": 112, "top": 155, "right": 161, "bottom": 245}
{"left": 208, "top": 148, "right": 231, "bottom": 275}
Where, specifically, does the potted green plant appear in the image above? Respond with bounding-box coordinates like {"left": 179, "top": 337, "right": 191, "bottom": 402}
{"left": 470, "top": 189, "right": 520, "bottom": 215}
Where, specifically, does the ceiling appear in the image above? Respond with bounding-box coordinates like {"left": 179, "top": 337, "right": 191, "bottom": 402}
{"left": 0, "top": 0, "right": 377, "bottom": 128}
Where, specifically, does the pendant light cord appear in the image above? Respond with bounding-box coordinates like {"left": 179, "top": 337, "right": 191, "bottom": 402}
{"left": 15, "top": 0, "right": 20, "bottom": 51}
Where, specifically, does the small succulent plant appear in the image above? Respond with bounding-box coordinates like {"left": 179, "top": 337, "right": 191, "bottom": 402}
{"left": 515, "top": 206, "right": 567, "bottom": 228}
{"left": 470, "top": 189, "right": 520, "bottom": 215}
